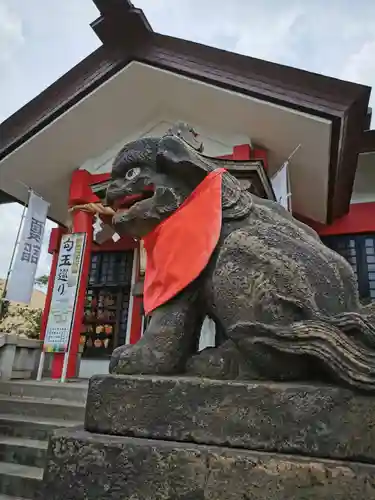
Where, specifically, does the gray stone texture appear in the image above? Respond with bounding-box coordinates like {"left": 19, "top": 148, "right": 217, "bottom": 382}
{"left": 39, "top": 428, "right": 375, "bottom": 500}
{"left": 86, "top": 375, "right": 375, "bottom": 463}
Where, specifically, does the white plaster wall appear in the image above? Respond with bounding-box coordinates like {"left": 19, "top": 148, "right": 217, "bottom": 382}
{"left": 79, "top": 116, "right": 250, "bottom": 175}
{"left": 79, "top": 359, "right": 109, "bottom": 378}
{"left": 198, "top": 317, "right": 216, "bottom": 351}
{"left": 351, "top": 152, "right": 375, "bottom": 204}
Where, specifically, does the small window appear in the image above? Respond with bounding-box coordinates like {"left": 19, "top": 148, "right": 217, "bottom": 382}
{"left": 82, "top": 250, "right": 134, "bottom": 359}
{"left": 322, "top": 234, "right": 375, "bottom": 302}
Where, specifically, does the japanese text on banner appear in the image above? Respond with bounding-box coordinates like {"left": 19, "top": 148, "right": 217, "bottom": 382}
{"left": 44, "top": 233, "right": 86, "bottom": 353}
{"left": 6, "top": 192, "right": 49, "bottom": 304}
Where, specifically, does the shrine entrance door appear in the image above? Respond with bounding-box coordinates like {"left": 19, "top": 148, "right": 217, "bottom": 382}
{"left": 78, "top": 249, "right": 134, "bottom": 377}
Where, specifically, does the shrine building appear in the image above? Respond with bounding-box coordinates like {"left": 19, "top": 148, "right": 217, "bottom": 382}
{"left": 0, "top": 0, "right": 374, "bottom": 379}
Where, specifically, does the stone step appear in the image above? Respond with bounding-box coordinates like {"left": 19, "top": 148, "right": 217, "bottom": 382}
{"left": 0, "top": 396, "right": 85, "bottom": 422}
{"left": 0, "top": 437, "right": 48, "bottom": 469}
{"left": 0, "top": 495, "right": 29, "bottom": 500}
{"left": 39, "top": 428, "right": 375, "bottom": 499}
{"left": 0, "top": 461, "right": 42, "bottom": 498}
{"left": 0, "top": 380, "right": 88, "bottom": 404}
{"left": 0, "top": 414, "right": 82, "bottom": 441}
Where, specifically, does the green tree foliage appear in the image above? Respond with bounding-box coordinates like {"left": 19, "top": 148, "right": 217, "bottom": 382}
{"left": 35, "top": 275, "right": 49, "bottom": 287}
{"left": 0, "top": 281, "right": 43, "bottom": 338}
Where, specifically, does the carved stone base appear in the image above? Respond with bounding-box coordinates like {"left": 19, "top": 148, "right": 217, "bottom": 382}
{"left": 85, "top": 374, "right": 375, "bottom": 462}
{"left": 39, "top": 428, "right": 375, "bottom": 499}
{"left": 39, "top": 375, "right": 375, "bottom": 499}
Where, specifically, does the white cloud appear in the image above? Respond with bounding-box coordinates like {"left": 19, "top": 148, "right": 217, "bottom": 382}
{"left": 341, "top": 39, "right": 375, "bottom": 92}
{"left": 0, "top": 0, "right": 99, "bottom": 121}
{"left": 0, "top": 1, "right": 24, "bottom": 64}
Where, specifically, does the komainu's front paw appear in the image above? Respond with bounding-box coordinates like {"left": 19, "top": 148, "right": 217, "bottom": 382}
{"left": 109, "top": 345, "right": 133, "bottom": 374}
{"left": 109, "top": 341, "right": 181, "bottom": 375}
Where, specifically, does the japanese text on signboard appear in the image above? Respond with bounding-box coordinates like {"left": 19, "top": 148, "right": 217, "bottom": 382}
{"left": 56, "top": 237, "right": 75, "bottom": 297}
{"left": 43, "top": 233, "right": 86, "bottom": 353}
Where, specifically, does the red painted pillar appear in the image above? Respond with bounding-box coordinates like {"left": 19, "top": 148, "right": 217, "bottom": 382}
{"left": 69, "top": 210, "right": 93, "bottom": 377}
{"left": 51, "top": 210, "right": 93, "bottom": 379}
{"left": 232, "top": 144, "right": 252, "bottom": 161}
{"left": 40, "top": 227, "right": 66, "bottom": 341}
{"left": 51, "top": 169, "right": 96, "bottom": 379}
{"left": 251, "top": 148, "right": 269, "bottom": 171}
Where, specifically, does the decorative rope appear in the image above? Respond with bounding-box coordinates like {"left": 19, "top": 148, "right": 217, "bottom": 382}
{"left": 66, "top": 202, "right": 115, "bottom": 230}
{"left": 68, "top": 202, "right": 115, "bottom": 216}
{"left": 68, "top": 203, "right": 148, "bottom": 276}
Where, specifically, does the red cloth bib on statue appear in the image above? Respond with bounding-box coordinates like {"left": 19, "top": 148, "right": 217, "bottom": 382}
{"left": 142, "top": 169, "right": 225, "bottom": 315}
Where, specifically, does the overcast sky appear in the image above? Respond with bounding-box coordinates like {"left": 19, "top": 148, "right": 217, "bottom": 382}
{"left": 0, "top": 0, "right": 375, "bottom": 280}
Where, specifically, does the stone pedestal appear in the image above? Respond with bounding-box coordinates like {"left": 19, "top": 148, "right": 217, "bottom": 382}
{"left": 0, "top": 333, "right": 42, "bottom": 380}
{"left": 39, "top": 375, "right": 375, "bottom": 499}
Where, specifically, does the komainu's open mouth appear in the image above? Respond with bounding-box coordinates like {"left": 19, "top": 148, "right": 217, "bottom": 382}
{"left": 112, "top": 187, "right": 154, "bottom": 212}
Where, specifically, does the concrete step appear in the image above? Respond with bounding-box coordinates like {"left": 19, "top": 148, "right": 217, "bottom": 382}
{"left": 0, "top": 461, "right": 42, "bottom": 498}
{"left": 0, "top": 396, "right": 85, "bottom": 422}
{"left": 0, "top": 414, "right": 82, "bottom": 441}
{"left": 0, "top": 437, "right": 47, "bottom": 469}
{"left": 0, "top": 380, "right": 88, "bottom": 404}
{"left": 0, "top": 495, "right": 28, "bottom": 500}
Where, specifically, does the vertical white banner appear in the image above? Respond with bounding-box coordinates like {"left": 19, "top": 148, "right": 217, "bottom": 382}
{"left": 271, "top": 162, "right": 292, "bottom": 211}
{"left": 6, "top": 192, "right": 49, "bottom": 304}
{"left": 43, "top": 233, "right": 86, "bottom": 353}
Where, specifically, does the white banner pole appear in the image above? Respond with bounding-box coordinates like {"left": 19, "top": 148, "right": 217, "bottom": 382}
{"left": 36, "top": 350, "right": 45, "bottom": 382}
{"left": 286, "top": 143, "right": 301, "bottom": 164}
{"left": 287, "top": 164, "right": 292, "bottom": 212}
{"left": 61, "top": 351, "right": 69, "bottom": 384}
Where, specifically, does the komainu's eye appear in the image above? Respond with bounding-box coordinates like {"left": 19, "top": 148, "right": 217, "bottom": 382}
{"left": 125, "top": 167, "right": 140, "bottom": 181}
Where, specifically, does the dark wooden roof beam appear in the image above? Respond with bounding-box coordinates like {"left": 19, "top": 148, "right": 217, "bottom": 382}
{"left": 91, "top": 0, "right": 152, "bottom": 46}
{"left": 92, "top": 0, "right": 134, "bottom": 17}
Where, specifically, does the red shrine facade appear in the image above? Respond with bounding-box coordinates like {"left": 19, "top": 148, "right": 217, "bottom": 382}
{"left": 0, "top": 0, "right": 375, "bottom": 379}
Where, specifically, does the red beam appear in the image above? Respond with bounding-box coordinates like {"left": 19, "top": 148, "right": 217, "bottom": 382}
{"left": 300, "top": 202, "right": 375, "bottom": 236}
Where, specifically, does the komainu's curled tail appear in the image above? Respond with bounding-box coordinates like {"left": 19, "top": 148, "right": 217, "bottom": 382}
{"left": 229, "top": 306, "right": 375, "bottom": 392}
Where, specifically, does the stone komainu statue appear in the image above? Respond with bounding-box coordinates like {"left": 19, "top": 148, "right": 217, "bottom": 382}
{"left": 105, "top": 122, "right": 375, "bottom": 392}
